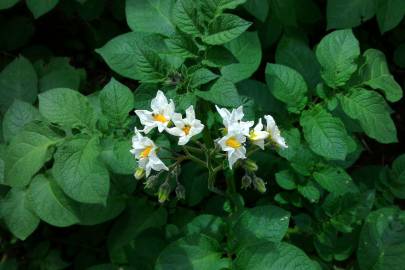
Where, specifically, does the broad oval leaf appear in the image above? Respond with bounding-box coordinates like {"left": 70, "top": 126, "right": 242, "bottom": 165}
{"left": 313, "top": 166, "right": 358, "bottom": 195}
{"left": 315, "top": 29, "right": 360, "bottom": 88}
{"left": 195, "top": 77, "right": 241, "bottom": 107}
{"left": 376, "top": 0, "right": 405, "bottom": 33}
{"left": 26, "top": 0, "right": 59, "bottom": 18}
{"left": 327, "top": 0, "right": 376, "bottom": 29}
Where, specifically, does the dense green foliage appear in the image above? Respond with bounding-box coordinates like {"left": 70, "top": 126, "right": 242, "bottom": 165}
{"left": 0, "top": 0, "right": 405, "bottom": 269}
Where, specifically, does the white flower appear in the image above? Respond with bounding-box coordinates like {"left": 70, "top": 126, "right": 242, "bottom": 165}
{"left": 215, "top": 105, "right": 253, "bottom": 136}
{"left": 217, "top": 132, "right": 247, "bottom": 169}
{"left": 248, "top": 118, "right": 269, "bottom": 150}
{"left": 264, "top": 115, "right": 288, "bottom": 149}
{"left": 167, "top": 106, "right": 204, "bottom": 145}
{"left": 135, "top": 90, "right": 175, "bottom": 134}
{"left": 130, "top": 129, "right": 168, "bottom": 177}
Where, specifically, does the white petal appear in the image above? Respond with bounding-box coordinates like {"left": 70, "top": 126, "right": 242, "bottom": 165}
{"left": 151, "top": 90, "right": 168, "bottom": 111}
{"left": 185, "top": 105, "right": 195, "bottom": 121}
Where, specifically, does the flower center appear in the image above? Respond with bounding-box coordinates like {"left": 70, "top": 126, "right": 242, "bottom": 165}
{"left": 153, "top": 114, "right": 167, "bottom": 123}
{"left": 140, "top": 146, "right": 152, "bottom": 158}
{"left": 182, "top": 125, "right": 191, "bottom": 135}
{"left": 226, "top": 136, "right": 241, "bottom": 149}
{"left": 249, "top": 130, "right": 258, "bottom": 141}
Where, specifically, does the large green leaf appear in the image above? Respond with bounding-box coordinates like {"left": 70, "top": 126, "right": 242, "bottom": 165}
{"left": 315, "top": 29, "right": 360, "bottom": 88}
{"left": 338, "top": 89, "right": 397, "bottom": 143}
{"left": 52, "top": 136, "right": 110, "bottom": 204}
{"left": 243, "top": 0, "right": 269, "bottom": 22}
{"left": 2, "top": 100, "right": 41, "bottom": 143}
{"left": 195, "top": 77, "right": 241, "bottom": 106}
{"left": 28, "top": 174, "right": 79, "bottom": 227}
{"left": 327, "top": 0, "right": 376, "bottom": 29}
{"left": 221, "top": 31, "right": 261, "bottom": 83}
{"left": 300, "top": 106, "right": 350, "bottom": 160}
{"left": 125, "top": 0, "right": 175, "bottom": 36}
{"left": 189, "top": 68, "right": 219, "bottom": 88}
{"left": 96, "top": 32, "right": 170, "bottom": 81}
{"left": 172, "top": 0, "right": 202, "bottom": 36}
{"left": 0, "top": 188, "right": 40, "bottom": 240}
{"left": 165, "top": 33, "right": 199, "bottom": 59}
{"left": 26, "top": 0, "right": 59, "bottom": 18}
{"left": 358, "top": 49, "right": 403, "bottom": 102}
{"left": 265, "top": 63, "right": 308, "bottom": 113}
{"left": 201, "top": 0, "right": 247, "bottom": 19}
{"left": 376, "top": 0, "right": 405, "bottom": 33}
{"left": 0, "top": 56, "right": 37, "bottom": 112}
{"left": 358, "top": 208, "right": 405, "bottom": 270}
{"left": 234, "top": 241, "right": 318, "bottom": 270}
{"left": 5, "top": 123, "right": 59, "bottom": 187}
{"left": 313, "top": 166, "right": 358, "bottom": 195}
{"left": 183, "top": 214, "right": 226, "bottom": 239}
{"left": 39, "top": 88, "right": 95, "bottom": 129}
{"left": 202, "top": 14, "right": 251, "bottom": 45}
{"left": 155, "top": 234, "right": 231, "bottom": 270}
{"left": 230, "top": 205, "right": 290, "bottom": 248}
{"left": 100, "top": 138, "right": 136, "bottom": 175}
{"left": 0, "top": 0, "right": 19, "bottom": 9}
{"left": 99, "top": 78, "right": 134, "bottom": 126}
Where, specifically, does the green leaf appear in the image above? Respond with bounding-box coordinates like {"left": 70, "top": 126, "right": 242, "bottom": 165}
{"left": 96, "top": 32, "right": 169, "bottom": 81}
{"left": 189, "top": 68, "right": 219, "bottom": 88}
{"left": 201, "top": 0, "right": 247, "bottom": 19}
{"left": 0, "top": 188, "right": 39, "bottom": 240}
{"left": 38, "top": 63, "right": 83, "bottom": 93}
{"left": 221, "top": 31, "right": 262, "bottom": 83}
{"left": 39, "top": 88, "right": 95, "bottom": 129}
{"left": 184, "top": 214, "right": 226, "bottom": 239}
{"left": 195, "top": 77, "right": 241, "bottom": 106}
{"left": 0, "top": 0, "right": 19, "bottom": 9}
{"left": 172, "top": 0, "right": 202, "bottom": 36}
{"left": 338, "top": 89, "right": 397, "bottom": 143}
{"left": 203, "top": 45, "right": 238, "bottom": 68}
{"left": 5, "top": 123, "right": 59, "bottom": 187}
{"left": 359, "top": 49, "right": 403, "bottom": 102}
{"left": 275, "top": 170, "right": 297, "bottom": 190}
{"left": 28, "top": 174, "right": 79, "bottom": 227}
{"left": 300, "top": 106, "right": 350, "bottom": 160}
{"left": 202, "top": 14, "right": 251, "bottom": 45}
{"left": 165, "top": 33, "right": 199, "bottom": 59}
{"left": 298, "top": 183, "right": 321, "bottom": 203}
{"left": 276, "top": 35, "right": 321, "bottom": 89}
{"left": 101, "top": 138, "right": 136, "bottom": 175}
{"left": 99, "top": 78, "right": 134, "bottom": 126}
{"left": 155, "top": 234, "right": 231, "bottom": 270}
{"left": 315, "top": 29, "right": 360, "bottom": 88}
{"left": 0, "top": 56, "right": 38, "bottom": 112}
{"left": 179, "top": 162, "right": 209, "bottom": 206}
{"left": 108, "top": 198, "right": 167, "bottom": 262}
{"left": 327, "top": 0, "right": 376, "bottom": 29}
{"left": 125, "top": 0, "right": 175, "bottom": 36}
{"left": 234, "top": 241, "right": 318, "bottom": 270}
{"left": 376, "top": 0, "right": 405, "bottom": 33}
{"left": 268, "top": 0, "right": 297, "bottom": 26}
{"left": 26, "top": 0, "right": 59, "bottom": 18}
{"left": 243, "top": 0, "right": 269, "bottom": 22}
{"left": 265, "top": 63, "right": 308, "bottom": 113}
{"left": 52, "top": 136, "right": 110, "bottom": 204}
{"left": 2, "top": 100, "right": 41, "bottom": 143}
{"left": 358, "top": 207, "right": 405, "bottom": 270}
{"left": 230, "top": 205, "right": 290, "bottom": 248}
{"left": 314, "top": 166, "right": 358, "bottom": 195}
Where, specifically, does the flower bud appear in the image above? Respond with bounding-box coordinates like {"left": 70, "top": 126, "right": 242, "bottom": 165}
{"left": 244, "top": 160, "right": 258, "bottom": 172}
{"left": 134, "top": 167, "right": 145, "bottom": 180}
{"left": 158, "top": 181, "right": 171, "bottom": 203}
{"left": 144, "top": 175, "right": 158, "bottom": 189}
{"left": 253, "top": 177, "right": 267, "bottom": 193}
{"left": 175, "top": 184, "right": 186, "bottom": 200}
{"left": 241, "top": 174, "right": 252, "bottom": 189}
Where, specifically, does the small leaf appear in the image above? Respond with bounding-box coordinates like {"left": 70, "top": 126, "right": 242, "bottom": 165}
{"left": 195, "top": 78, "right": 241, "bottom": 106}
{"left": 0, "top": 0, "right": 20, "bottom": 10}
{"left": 316, "top": 29, "right": 360, "bottom": 88}
{"left": 202, "top": 14, "right": 251, "bottom": 45}
{"left": 0, "top": 188, "right": 40, "bottom": 240}
{"left": 203, "top": 45, "right": 238, "bottom": 67}
{"left": 326, "top": 0, "right": 376, "bottom": 29}
{"left": 300, "top": 106, "right": 350, "bottom": 160}
{"left": 165, "top": 33, "right": 199, "bottom": 59}
{"left": 184, "top": 214, "right": 225, "bottom": 239}
{"left": 172, "top": 0, "right": 202, "bottom": 36}
{"left": 314, "top": 166, "right": 358, "bottom": 195}
{"left": 52, "top": 136, "right": 110, "bottom": 204}
{"left": 376, "top": 0, "right": 405, "bottom": 33}
{"left": 275, "top": 170, "right": 297, "bottom": 190}
{"left": 243, "top": 0, "right": 269, "bottom": 22}
{"left": 26, "top": 0, "right": 59, "bottom": 18}
{"left": 189, "top": 68, "right": 219, "bottom": 88}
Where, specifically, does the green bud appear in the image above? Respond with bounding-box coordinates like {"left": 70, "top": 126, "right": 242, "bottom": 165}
{"left": 175, "top": 184, "right": 186, "bottom": 200}
{"left": 244, "top": 160, "right": 258, "bottom": 172}
{"left": 144, "top": 175, "right": 158, "bottom": 189}
{"left": 134, "top": 167, "right": 145, "bottom": 180}
{"left": 253, "top": 177, "right": 267, "bottom": 193}
{"left": 158, "top": 181, "right": 171, "bottom": 203}
{"left": 241, "top": 174, "right": 252, "bottom": 189}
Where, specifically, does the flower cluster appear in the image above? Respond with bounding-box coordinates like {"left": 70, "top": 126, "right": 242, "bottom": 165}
{"left": 215, "top": 105, "right": 288, "bottom": 169}
{"left": 130, "top": 91, "right": 204, "bottom": 177}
